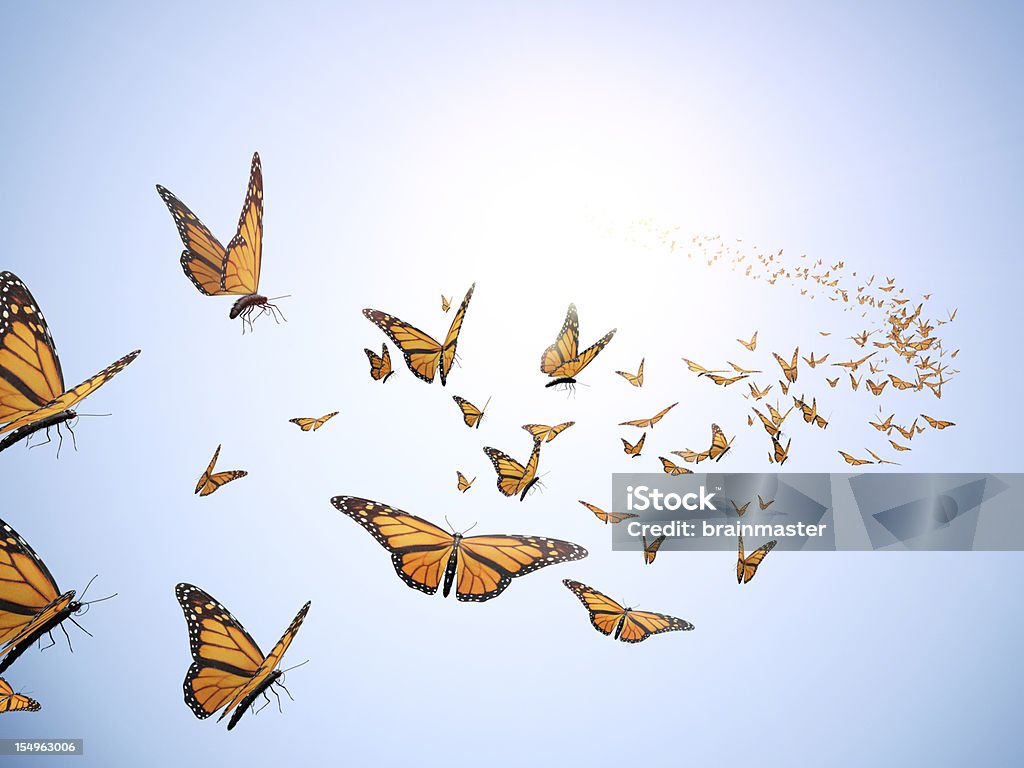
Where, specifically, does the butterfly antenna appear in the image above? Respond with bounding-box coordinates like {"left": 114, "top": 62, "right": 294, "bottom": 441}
{"left": 75, "top": 412, "right": 111, "bottom": 418}
{"left": 461, "top": 521, "right": 479, "bottom": 535}
{"left": 267, "top": 294, "right": 292, "bottom": 302}
{"left": 280, "top": 659, "right": 310, "bottom": 676}
{"left": 444, "top": 515, "right": 455, "bottom": 534}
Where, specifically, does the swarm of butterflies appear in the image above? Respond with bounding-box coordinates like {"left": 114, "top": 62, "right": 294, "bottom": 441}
{"left": 0, "top": 152, "right": 956, "bottom": 729}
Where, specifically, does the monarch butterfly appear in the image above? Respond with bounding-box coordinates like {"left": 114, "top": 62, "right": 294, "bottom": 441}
{"left": 363, "top": 283, "right": 475, "bottom": 386}
{"left": 195, "top": 445, "right": 247, "bottom": 496}
{"left": 869, "top": 413, "right": 894, "bottom": 432}
{"left": 0, "top": 272, "right": 140, "bottom": 449}
{"left": 175, "top": 584, "right": 309, "bottom": 731}
{"left": 642, "top": 534, "right": 666, "bottom": 565}
{"left": 748, "top": 382, "right": 772, "bottom": 400}
{"left": 681, "top": 358, "right": 726, "bottom": 377}
{"left": 737, "top": 535, "right": 777, "bottom": 584}
{"left": 578, "top": 500, "right": 637, "bottom": 525}
{"left": 729, "top": 362, "right": 762, "bottom": 375}
{"left": 888, "top": 374, "right": 917, "bottom": 391}
{"left": 888, "top": 439, "right": 911, "bottom": 452}
{"left": 892, "top": 420, "right": 918, "bottom": 440}
{"left": 731, "top": 500, "right": 750, "bottom": 517}
{"left": 869, "top": 361, "right": 883, "bottom": 374}
{"left": 332, "top": 496, "right": 587, "bottom": 602}
{"left": 866, "top": 448, "right": 899, "bottom": 466}
{"left": 483, "top": 439, "right": 542, "bottom": 501}
{"left": 0, "top": 677, "right": 40, "bottom": 713}
{"left": 706, "top": 373, "right": 748, "bottom": 387}
{"left": 920, "top": 414, "right": 955, "bottom": 429}
{"left": 521, "top": 422, "right": 575, "bottom": 443}
{"left": 659, "top": 456, "right": 692, "bottom": 475}
{"left": 562, "top": 580, "right": 693, "bottom": 643}
{"left": 540, "top": 304, "right": 616, "bottom": 388}
{"left": 825, "top": 377, "right": 839, "bottom": 388}
{"left": 838, "top": 450, "right": 873, "bottom": 466}
{"left": 849, "top": 374, "right": 862, "bottom": 391}
{"left": 757, "top": 495, "right": 774, "bottom": 510}
{"left": 769, "top": 437, "right": 791, "bottom": 465}
{"left": 0, "top": 518, "right": 97, "bottom": 675}
{"left": 441, "top": 295, "right": 451, "bottom": 312}
{"left": 793, "top": 396, "right": 828, "bottom": 429}
{"left": 737, "top": 331, "right": 757, "bottom": 351}
{"left": 157, "top": 153, "right": 282, "bottom": 329}
{"left": 364, "top": 344, "right": 394, "bottom": 383}
{"left": 751, "top": 407, "right": 783, "bottom": 439}
{"left": 289, "top": 412, "right": 338, "bottom": 432}
{"left": 773, "top": 348, "right": 799, "bottom": 383}
{"left": 618, "top": 402, "right": 677, "bottom": 429}
{"left": 456, "top": 472, "right": 475, "bottom": 493}
{"left": 621, "top": 432, "right": 645, "bottom": 458}
{"left": 616, "top": 358, "right": 644, "bottom": 387}
{"left": 801, "top": 351, "right": 829, "bottom": 368}
{"left": 453, "top": 396, "right": 490, "bottom": 429}
{"left": 833, "top": 352, "right": 876, "bottom": 371}
{"left": 866, "top": 379, "right": 888, "bottom": 396}
{"left": 849, "top": 330, "right": 874, "bottom": 347}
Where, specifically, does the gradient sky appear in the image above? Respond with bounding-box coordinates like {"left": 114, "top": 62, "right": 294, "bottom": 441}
{"left": 1, "top": 2, "right": 1022, "bottom": 766}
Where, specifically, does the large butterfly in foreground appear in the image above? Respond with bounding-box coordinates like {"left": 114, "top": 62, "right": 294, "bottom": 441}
{"left": 483, "top": 439, "right": 542, "bottom": 501}
{"left": 540, "top": 303, "right": 616, "bottom": 388}
{"left": 363, "top": 283, "right": 475, "bottom": 385}
{"left": 195, "top": 445, "right": 248, "bottom": 496}
{"left": 0, "top": 272, "right": 140, "bottom": 452}
{"left": 562, "top": 580, "right": 694, "bottom": 643}
{"left": 0, "top": 517, "right": 96, "bottom": 675}
{"left": 175, "top": 583, "right": 310, "bottom": 731}
{"left": 332, "top": 496, "right": 587, "bottom": 602}
{"left": 737, "top": 535, "right": 777, "bottom": 584}
{"left": 0, "top": 677, "right": 40, "bottom": 712}
{"left": 289, "top": 412, "right": 338, "bottom": 432}
{"left": 157, "top": 153, "right": 282, "bottom": 328}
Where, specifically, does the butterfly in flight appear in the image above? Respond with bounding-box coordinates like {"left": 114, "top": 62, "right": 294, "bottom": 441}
{"left": 773, "top": 348, "right": 799, "bottom": 383}
{"left": 737, "top": 331, "right": 758, "bottom": 351}
{"left": 825, "top": 377, "right": 839, "bottom": 388}
{"left": 748, "top": 382, "right": 773, "bottom": 400}
{"left": 920, "top": 414, "right": 955, "bottom": 429}
{"left": 682, "top": 358, "right": 726, "bottom": 377}
{"left": 730, "top": 500, "right": 750, "bottom": 517}
{"left": 642, "top": 535, "right": 666, "bottom": 564}
{"left": 0, "top": 677, "right": 40, "bottom": 713}
{"left": 195, "top": 445, "right": 248, "bottom": 496}
{"left": 453, "top": 396, "right": 490, "bottom": 429}
{"left": 289, "top": 412, "right": 338, "bottom": 432}
{"left": 456, "top": 472, "right": 475, "bottom": 493}
{"left": 769, "top": 436, "right": 791, "bottom": 465}
{"left": 737, "top": 535, "right": 777, "bottom": 584}
{"left": 757, "top": 495, "right": 774, "bottom": 510}
{"left": 364, "top": 344, "right": 394, "bottom": 383}
{"left": 680, "top": 423, "right": 733, "bottom": 463}
{"left": 363, "top": 283, "right": 475, "bottom": 386}
{"left": 0, "top": 272, "right": 140, "bottom": 453}
{"left": 441, "top": 295, "right": 451, "bottom": 312}
{"left": 0, "top": 517, "right": 107, "bottom": 674}
{"left": 838, "top": 450, "right": 873, "bottom": 466}
{"left": 578, "top": 500, "right": 637, "bottom": 524}
{"left": 157, "top": 153, "right": 283, "bottom": 330}
{"left": 562, "top": 580, "right": 693, "bottom": 643}
{"left": 619, "top": 402, "right": 677, "bottom": 429}
{"left": 540, "top": 304, "right": 616, "bottom": 388}
{"left": 616, "top": 358, "right": 644, "bottom": 387}
{"left": 332, "top": 496, "right": 587, "bottom": 602}
{"left": 621, "top": 432, "right": 646, "bottom": 458}
{"left": 483, "top": 438, "right": 542, "bottom": 501}
{"left": 866, "top": 448, "right": 899, "bottom": 466}
{"left": 521, "top": 422, "right": 574, "bottom": 443}
{"left": 659, "top": 456, "right": 692, "bottom": 475}
{"left": 175, "top": 583, "right": 309, "bottom": 731}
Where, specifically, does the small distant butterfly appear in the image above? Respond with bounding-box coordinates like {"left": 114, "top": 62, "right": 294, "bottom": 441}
{"left": 769, "top": 437, "right": 791, "bottom": 465}
{"left": 659, "top": 457, "right": 692, "bottom": 475}
{"left": 866, "top": 449, "right": 899, "bottom": 466}
{"left": 866, "top": 379, "right": 888, "bottom": 396}
{"left": 825, "top": 377, "right": 839, "bottom": 388}
{"left": 706, "top": 373, "right": 748, "bottom": 387}
{"left": 521, "top": 422, "right": 575, "bottom": 443}
{"left": 619, "top": 402, "right": 677, "bottom": 429}
{"left": 849, "top": 373, "right": 862, "bottom": 391}
{"left": 773, "top": 348, "right": 799, "bottom": 383}
{"left": 333, "top": 496, "right": 587, "bottom": 601}
{"left": 621, "top": 432, "right": 646, "bottom": 458}
{"left": 737, "top": 332, "right": 758, "bottom": 351}
{"left": 195, "top": 445, "right": 247, "bottom": 496}
{"left": 289, "top": 412, "right": 338, "bottom": 432}
{"left": 731, "top": 500, "right": 750, "bottom": 517}
{"left": 453, "top": 396, "right": 490, "bottom": 429}
{"left": 793, "top": 396, "right": 828, "bottom": 429}
{"left": 441, "top": 294, "right": 452, "bottom": 312}
{"left": 920, "top": 414, "right": 955, "bottom": 429}
{"left": 642, "top": 534, "right": 666, "bottom": 565}
{"left": 363, "top": 283, "right": 475, "bottom": 386}
{"left": 748, "top": 382, "right": 773, "bottom": 400}
{"left": 616, "top": 358, "right": 644, "bottom": 387}
{"left": 364, "top": 344, "right": 394, "bottom": 383}
{"left": 888, "top": 439, "right": 911, "bottom": 452}
{"left": 757, "top": 495, "right": 774, "bottom": 510}
{"left": 483, "top": 439, "right": 542, "bottom": 501}
{"left": 737, "top": 535, "right": 777, "bottom": 584}
{"left": 540, "top": 304, "right": 616, "bottom": 388}
{"left": 869, "top": 413, "right": 894, "bottom": 432}
{"left": 579, "top": 500, "right": 637, "bottom": 525}
{"left": 0, "top": 678, "right": 40, "bottom": 713}
{"left": 777, "top": 378, "right": 791, "bottom": 395}
{"left": 838, "top": 450, "right": 873, "bottom": 466}
{"left": 175, "top": 583, "right": 309, "bottom": 730}
{"left": 563, "top": 580, "right": 694, "bottom": 643}
{"left": 682, "top": 358, "right": 726, "bottom": 377}
{"left": 456, "top": 472, "right": 475, "bottom": 493}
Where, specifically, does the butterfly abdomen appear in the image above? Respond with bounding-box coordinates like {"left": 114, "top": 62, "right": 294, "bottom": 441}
{"left": 612, "top": 612, "right": 629, "bottom": 641}
{"left": 0, "top": 596, "right": 79, "bottom": 675}
{"left": 545, "top": 378, "right": 576, "bottom": 389}
{"left": 0, "top": 410, "right": 76, "bottom": 454}
{"left": 226, "top": 670, "right": 282, "bottom": 731}
{"left": 229, "top": 294, "right": 268, "bottom": 319}
{"left": 442, "top": 538, "right": 461, "bottom": 598}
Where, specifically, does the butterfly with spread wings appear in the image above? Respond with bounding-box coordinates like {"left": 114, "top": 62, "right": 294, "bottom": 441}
{"left": 157, "top": 153, "right": 282, "bottom": 329}
{"left": 562, "top": 580, "right": 693, "bottom": 642}
{"left": 521, "top": 422, "right": 574, "bottom": 443}
{"left": 441, "top": 295, "right": 451, "bottom": 312}
{"left": 457, "top": 472, "right": 475, "bottom": 493}
{"left": 332, "top": 497, "right": 587, "bottom": 602}
{"left": 643, "top": 535, "right": 667, "bottom": 564}
{"left": 674, "top": 423, "right": 733, "bottom": 463}
{"left": 363, "top": 283, "right": 475, "bottom": 386}
{"left": 0, "top": 518, "right": 97, "bottom": 675}
{"left": 289, "top": 412, "right": 338, "bottom": 432}
{"left": 621, "top": 432, "right": 646, "bottom": 458}
{"left": 483, "top": 438, "right": 542, "bottom": 501}
{"left": 838, "top": 450, "right": 873, "bottom": 466}
{"left": 175, "top": 584, "right": 309, "bottom": 731}
{"left": 659, "top": 457, "right": 692, "bottom": 475}
{"left": 195, "top": 445, "right": 248, "bottom": 496}
{"left": 773, "top": 348, "right": 799, "bottom": 383}
{"left": 578, "top": 501, "right": 637, "bottom": 524}
{"left": 616, "top": 358, "right": 644, "bottom": 387}
{"left": 921, "top": 414, "right": 955, "bottom": 429}
{"left": 737, "top": 535, "right": 777, "bottom": 584}
{"left": 0, "top": 678, "right": 40, "bottom": 713}
{"left": 0, "top": 272, "right": 140, "bottom": 453}
{"left": 737, "top": 331, "right": 758, "bottom": 351}
{"left": 619, "top": 402, "right": 677, "bottom": 429}
{"left": 540, "top": 304, "right": 616, "bottom": 388}
{"left": 364, "top": 344, "right": 393, "bottom": 383}
{"left": 453, "top": 396, "right": 490, "bottom": 429}
{"left": 757, "top": 495, "right": 774, "bottom": 510}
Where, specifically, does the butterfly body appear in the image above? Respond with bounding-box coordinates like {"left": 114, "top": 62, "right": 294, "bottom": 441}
{"left": 0, "top": 409, "right": 76, "bottom": 454}
{"left": 228, "top": 293, "right": 270, "bottom": 321}
{"left": 227, "top": 669, "right": 281, "bottom": 731}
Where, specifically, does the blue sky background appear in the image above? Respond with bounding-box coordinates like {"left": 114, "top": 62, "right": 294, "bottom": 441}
{"left": 1, "top": 2, "right": 1022, "bottom": 765}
